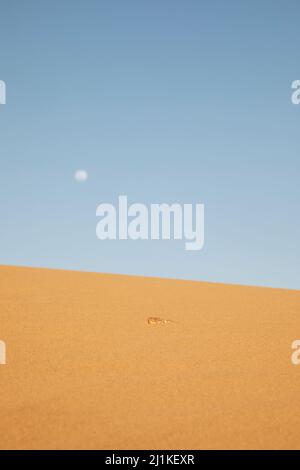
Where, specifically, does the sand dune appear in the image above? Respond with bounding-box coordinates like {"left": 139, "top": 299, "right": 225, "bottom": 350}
{"left": 0, "top": 265, "right": 299, "bottom": 450}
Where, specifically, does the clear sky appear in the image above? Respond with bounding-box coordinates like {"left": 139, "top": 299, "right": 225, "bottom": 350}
{"left": 0, "top": 0, "right": 299, "bottom": 289}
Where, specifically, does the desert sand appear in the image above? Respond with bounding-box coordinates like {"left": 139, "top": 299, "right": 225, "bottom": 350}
{"left": 0, "top": 265, "right": 300, "bottom": 450}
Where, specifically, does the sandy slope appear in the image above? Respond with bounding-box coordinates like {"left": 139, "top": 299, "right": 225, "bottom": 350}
{"left": 0, "top": 265, "right": 299, "bottom": 450}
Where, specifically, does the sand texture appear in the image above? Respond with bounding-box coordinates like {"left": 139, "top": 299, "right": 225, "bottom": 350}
{"left": 0, "top": 266, "right": 300, "bottom": 450}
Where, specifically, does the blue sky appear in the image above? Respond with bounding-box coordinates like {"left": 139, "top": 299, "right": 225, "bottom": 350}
{"left": 0, "top": 0, "right": 299, "bottom": 289}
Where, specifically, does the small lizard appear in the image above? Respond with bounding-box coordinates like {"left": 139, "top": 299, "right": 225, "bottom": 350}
{"left": 147, "top": 317, "right": 175, "bottom": 326}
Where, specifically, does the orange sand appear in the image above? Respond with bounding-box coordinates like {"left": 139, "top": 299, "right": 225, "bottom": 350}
{"left": 0, "top": 265, "right": 300, "bottom": 450}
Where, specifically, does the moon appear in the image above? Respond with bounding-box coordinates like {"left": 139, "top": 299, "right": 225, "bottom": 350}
{"left": 74, "top": 170, "right": 88, "bottom": 182}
